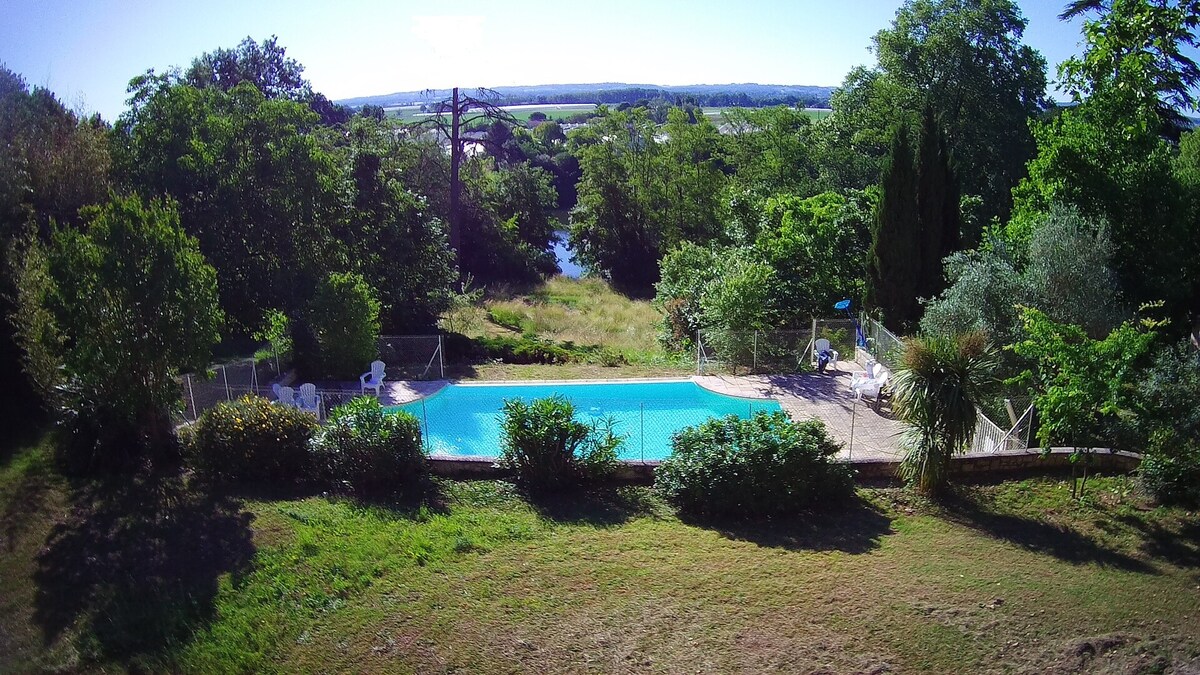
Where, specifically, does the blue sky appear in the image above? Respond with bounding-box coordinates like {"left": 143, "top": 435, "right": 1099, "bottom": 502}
{"left": 2, "top": 0, "right": 1092, "bottom": 121}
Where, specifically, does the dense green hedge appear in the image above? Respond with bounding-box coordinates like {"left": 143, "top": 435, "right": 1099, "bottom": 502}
{"left": 186, "top": 395, "right": 318, "bottom": 485}
{"left": 310, "top": 396, "right": 427, "bottom": 499}
{"left": 656, "top": 412, "right": 854, "bottom": 517}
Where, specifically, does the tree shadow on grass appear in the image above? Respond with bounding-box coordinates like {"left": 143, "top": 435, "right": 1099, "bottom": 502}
{"left": 939, "top": 492, "right": 1156, "bottom": 574}
{"left": 684, "top": 496, "right": 894, "bottom": 554}
{"left": 525, "top": 485, "right": 664, "bottom": 527}
{"left": 1116, "top": 515, "right": 1200, "bottom": 569}
{"left": 33, "top": 472, "right": 255, "bottom": 662}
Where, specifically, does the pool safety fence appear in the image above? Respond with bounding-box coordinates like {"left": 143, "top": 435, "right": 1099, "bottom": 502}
{"left": 413, "top": 395, "right": 785, "bottom": 464}
{"left": 377, "top": 335, "right": 444, "bottom": 380}
{"left": 696, "top": 320, "right": 860, "bottom": 375}
{"left": 858, "top": 314, "right": 904, "bottom": 371}
{"left": 179, "top": 382, "right": 377, "bottom": 424}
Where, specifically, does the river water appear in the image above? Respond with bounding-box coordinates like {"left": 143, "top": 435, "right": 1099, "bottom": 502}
{"left": 552, "top": 230, "right": 582, "bottom": 278}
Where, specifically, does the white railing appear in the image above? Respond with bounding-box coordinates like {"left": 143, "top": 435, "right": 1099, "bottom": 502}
{"left": 970, "top": 403, "right": 1035, "bottom": 454}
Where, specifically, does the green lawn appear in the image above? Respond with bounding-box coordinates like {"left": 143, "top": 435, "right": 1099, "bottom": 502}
{"left": 2, "top": 436, "right": 1198, "bottom": 673}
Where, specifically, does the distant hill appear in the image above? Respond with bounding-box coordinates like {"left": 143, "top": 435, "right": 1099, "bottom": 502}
{"left": 336, "top": 83, "right": 837, "bottom": 110}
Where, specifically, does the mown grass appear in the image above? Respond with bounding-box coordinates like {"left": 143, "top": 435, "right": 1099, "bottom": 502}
{"left": 3, "top": 435, "right": 1199, "bottom": 673}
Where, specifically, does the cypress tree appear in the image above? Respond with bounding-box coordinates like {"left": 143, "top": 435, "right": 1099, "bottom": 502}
{"left": 915, "top": 106, "right": 962, "bottom": 305}
{"left": 868, "top": 119, "right": 922, "bottom": 328}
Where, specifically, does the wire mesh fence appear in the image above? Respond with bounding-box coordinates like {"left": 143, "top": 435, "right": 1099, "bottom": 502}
{"left": 696, "top": 320, "right": 862, "bottom": 375}
{"left": 377, "top": 335, "right": 444, "bottom": 380}
{"left": 404, "top": 394, "right": 801, "bottom": 463}
{"left": 859, "top": 314, "right": 904, "bottom": 370}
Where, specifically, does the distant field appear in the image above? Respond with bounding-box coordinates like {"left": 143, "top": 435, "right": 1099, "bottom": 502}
{"left": 383, "top": 103, "right": 831, "bottom": 125}
{"left": 703, "top": 106, "right": 832, "bottom": 121}
{"left": 386, "top": 103, "right": 597, "bottom": 123}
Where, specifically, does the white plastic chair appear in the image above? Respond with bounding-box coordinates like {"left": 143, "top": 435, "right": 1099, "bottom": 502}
{"left": 276, "top": 385, "right": 296, "bottom": 407}
{"left": 814, "top": 338, "right": 840, "bottom": 372}
{"left": 851, "top": 368, "right": 890, "bottom": 410}
{"left": 296, "top": 383, "right": 319, "bottom": 416}
{"left": 360, "top": 360, "right": 386, "bottom": 396}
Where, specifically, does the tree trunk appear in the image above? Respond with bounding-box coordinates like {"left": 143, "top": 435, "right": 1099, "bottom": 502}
{"left": 449, "top": 87, "right": 462, "bottom": 260}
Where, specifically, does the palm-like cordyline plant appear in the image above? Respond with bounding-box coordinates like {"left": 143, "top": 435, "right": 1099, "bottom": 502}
{"left": 891, "top": 331, "right": 999, "bottom": 495}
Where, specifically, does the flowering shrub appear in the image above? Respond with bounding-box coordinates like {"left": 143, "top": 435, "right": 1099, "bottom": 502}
{"left": 310, "top": 396, "right": 426, "bottom": 499}
{"left": 186, "top": 395, "right": 317, "bottom": 485}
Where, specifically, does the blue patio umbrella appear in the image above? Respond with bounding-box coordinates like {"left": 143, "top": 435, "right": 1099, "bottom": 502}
{"left": 834, "top": 299, "right": 867, "bottom": 348}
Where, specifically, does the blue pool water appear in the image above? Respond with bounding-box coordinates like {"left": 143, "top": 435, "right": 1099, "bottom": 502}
{"left": 393, "top": 380, "right": 782, "bottom": 462}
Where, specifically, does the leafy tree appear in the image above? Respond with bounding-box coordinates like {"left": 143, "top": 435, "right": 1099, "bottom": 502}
{"left": 1009, "top": 306, "right": 1161, "bottom": 498}
{"left": 919, "top": 243, "right": 1027, "bottom": 349}
{"left": 19, "top": 195, "right": 222, "bottom": 471}
{"left": 720, "top": 106, "right": 821, "bottom": 198}
{"left": 1012, "top": 0, "right": 1200, "bottom": 320}
{"left": 569, "top": 107, "right": 661, "bottom": 292}
{"left": 1135, "top": 341, "right": 1200, "bottom": 504}
{"left": 458, "top": 159, "right": 559, "bottom": 284}
{"left": 700, "top": 255, "right": 777, "bottom": 369}
{"left": 755, "top": 191, "right": 871, "bottom": 325}
{"left": 814, "top": 67, "right": 896, "bottom": 192}
{"left": 184, "top": 35, "right": 349, "bottom": 125}
{"left": 115, "top": 74, "right": 341, "bottom": 331}
{"left": 654, "top": 242, "right": 732, "bottom": 349}
{"left": 1058, "top": 0, "right": 1200, "bottom": 127}
{"left": 823, "top": 0, "right": 1047, "bottom": 227}
{"left": 923, "top": 204, "right": 1126, "bottom": 343}
{"left": 892, "top": 332, "right": 998, "bottom": 495}
{"left": 305, "top": 272, "right": 380, "bottom": 380}
{"left": 342, "top": 117, "right": 456, "bottom": 329}
{"left": 0, "top": 67, "right": 112, "bottom": 429}
{"left": 569, "top": 106, "right": 726, "bottom": 294}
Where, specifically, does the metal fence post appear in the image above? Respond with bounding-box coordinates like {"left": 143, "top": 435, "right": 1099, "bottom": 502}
{"left": 273, "top": 340, "right": 280, "bottom": 376}
{"left": 186, "top": 374, "right": 197, "bottom": 422}
{"left": 421, "top": 397, "right": 430, "bottom": 452}
{"left": 810, "top": 317, "right": 818, "bottom": 364}
{"left": 438, "top": 334, "right": 445, "bottom": 379}
{"left": 695, "top": 330, "right": 702, "bottom": 375}
{"left": 221, "top": 365, "right": 231, "bottom": 401}
{"left": 640, "top": 402, "right": 645, "bottom": 463}
{"left": 752, "top": 331, "right": 758, "bottom": 373}
{"left": 848, "top": 395, "right": 857, "bottom": 461}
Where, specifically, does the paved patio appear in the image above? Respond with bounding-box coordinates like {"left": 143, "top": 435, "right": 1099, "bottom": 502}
{"left": 383, "top": 359, "right": 903, "bottom": 461}
{"left": 693, "top": 361, "right": 903, "bottom": 461}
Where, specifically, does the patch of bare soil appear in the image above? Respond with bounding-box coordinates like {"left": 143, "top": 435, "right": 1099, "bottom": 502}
{"left": 1020, "top": 633, "right": 1200, "bottom": 674}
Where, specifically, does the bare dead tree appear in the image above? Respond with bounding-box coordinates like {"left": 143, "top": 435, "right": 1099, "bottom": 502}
{"left": 405, "top": 87, "right": 520, "bottom": 266}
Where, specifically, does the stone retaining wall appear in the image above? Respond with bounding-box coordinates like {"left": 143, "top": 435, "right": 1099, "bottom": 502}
{"left": 428, "top": 448, "right": 1140, "bottom": 483}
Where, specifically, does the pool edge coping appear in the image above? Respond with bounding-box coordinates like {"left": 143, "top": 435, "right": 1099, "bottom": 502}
{"left": 391, "top": 375, "right": 782, "bottom": 404}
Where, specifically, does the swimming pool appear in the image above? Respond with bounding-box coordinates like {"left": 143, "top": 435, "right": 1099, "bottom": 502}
{"left": 393, "top": 380, "right": 782, "bottom": 462}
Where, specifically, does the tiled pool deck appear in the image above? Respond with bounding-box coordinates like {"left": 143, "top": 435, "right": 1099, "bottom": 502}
{"left": 381, "top": 359, "right": 903, "bottom": 461}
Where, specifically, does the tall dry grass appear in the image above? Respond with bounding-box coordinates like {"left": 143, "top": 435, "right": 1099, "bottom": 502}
{"left": 479, "top": 277, "right": 664, "bottom": 354}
